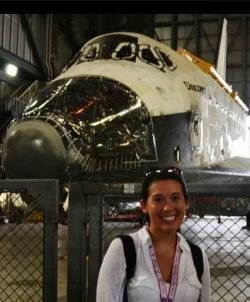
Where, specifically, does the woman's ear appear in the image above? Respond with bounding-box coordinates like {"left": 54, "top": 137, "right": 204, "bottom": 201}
{"left": 140, "top": 199, "right": 147, "bottom": 214}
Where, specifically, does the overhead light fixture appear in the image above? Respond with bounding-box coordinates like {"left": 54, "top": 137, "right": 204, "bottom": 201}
{"left": 5, "top": 63, "right": 18, "bottom": 77}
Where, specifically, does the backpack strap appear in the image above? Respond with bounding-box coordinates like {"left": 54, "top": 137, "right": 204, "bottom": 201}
{"left": 187, "top": 240, "right": 204, "bottom": 283}
{"left": 118, "top": 235, "right": 136, "bottom": 302}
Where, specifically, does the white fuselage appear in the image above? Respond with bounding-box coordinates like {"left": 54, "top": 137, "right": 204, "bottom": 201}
{"left": 55, "top": 32, "right": 250, "bottom": 169}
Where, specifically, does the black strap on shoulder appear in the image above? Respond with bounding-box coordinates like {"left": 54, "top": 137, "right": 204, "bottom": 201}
{"left": 118, "top": 235, "right": 136, "bottom": 302}
{"left": 187, "top": 240, "right": 204, "bottom": 282}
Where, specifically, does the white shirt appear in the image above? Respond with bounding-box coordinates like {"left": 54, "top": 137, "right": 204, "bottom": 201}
{"left": 96, "top": 226, "right": 211, "bottom": 302}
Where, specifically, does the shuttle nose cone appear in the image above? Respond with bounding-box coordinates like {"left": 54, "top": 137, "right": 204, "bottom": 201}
{"left": 2, "top": 120, "right": 67, "bottom": 179}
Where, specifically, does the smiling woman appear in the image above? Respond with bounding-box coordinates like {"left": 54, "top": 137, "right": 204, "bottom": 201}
{"left": 96, "top": 167, "right": 211, "bottom": 302}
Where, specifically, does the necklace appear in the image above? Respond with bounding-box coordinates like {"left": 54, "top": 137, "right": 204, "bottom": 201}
{"left": 149, "top": 236, "right": 181, "bottom": 302}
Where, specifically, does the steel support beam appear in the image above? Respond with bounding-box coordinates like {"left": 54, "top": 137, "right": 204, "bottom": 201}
{"left": 19, "top": 14, "right": 48, "bottom": 81}
{"left": 67, "top": 182, "right": 88, "bottom": 302}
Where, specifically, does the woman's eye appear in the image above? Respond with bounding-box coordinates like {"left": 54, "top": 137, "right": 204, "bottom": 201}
{"left": 154, "top": 197, "right": 163, "bottom": 203}
{"left": 172, "top": 195, "right": 181, "bottom": 202}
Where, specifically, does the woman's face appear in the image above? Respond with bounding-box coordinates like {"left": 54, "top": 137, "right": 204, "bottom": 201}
{"left": 140, "top": 179, "right": 188, "bottom": 235}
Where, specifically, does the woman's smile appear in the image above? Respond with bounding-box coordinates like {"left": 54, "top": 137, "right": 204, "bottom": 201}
{"left": 161, "top": 215, "right": 176, "bottom": 222}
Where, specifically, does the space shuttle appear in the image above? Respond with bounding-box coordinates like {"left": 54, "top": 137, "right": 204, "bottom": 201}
{"left": 2, "top": 23, "right": 250, "bottom": 183}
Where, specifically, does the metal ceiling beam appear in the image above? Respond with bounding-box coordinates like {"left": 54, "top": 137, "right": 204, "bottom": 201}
{"left": 77, "top": 181, "right": 250, "bottom": 197}
{"left": 19, "top": 14, "right": 48, "bottom": 81}
{"left": 171, "top": 14, "right": 178, "bottom": 50}
{"left": 188, "top": 183, "right": 250, "bottom": 196}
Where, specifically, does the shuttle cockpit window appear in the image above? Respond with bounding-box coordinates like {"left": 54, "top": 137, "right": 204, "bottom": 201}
{"left": 73, "top": 34, "right": 177, "bottom": 74}
{"left": 140, "top": 46, "right": 160, "bottom": 66}
{"left": 112, "top": 42, "right": 136, "bottom": 60}
{"left": 81, "top": 43, "right": 100, "bottom": 61}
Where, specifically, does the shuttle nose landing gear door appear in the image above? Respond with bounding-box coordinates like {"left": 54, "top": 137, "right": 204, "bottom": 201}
{"left": 191, "top": 112, "right": 203, "bottom": 165}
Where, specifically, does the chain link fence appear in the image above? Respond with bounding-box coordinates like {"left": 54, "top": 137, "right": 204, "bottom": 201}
{"left": 182, "top": 215, "right": 249, "bottom": 302}
{"left": 0, "top": 180, "right": 58, "bottom": 302}
{"left": 0, "top": 181, "right": 249, "bottom": 302}
{"left": 0, "top": 192, "right": 43, "bottom": 301}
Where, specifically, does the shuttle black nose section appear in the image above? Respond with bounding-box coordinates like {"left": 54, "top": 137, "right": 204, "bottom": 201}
{"left": 2, "top": 120, "right": 67, "bottom": 179}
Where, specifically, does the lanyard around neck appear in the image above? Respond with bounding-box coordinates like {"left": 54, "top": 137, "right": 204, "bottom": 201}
{"left": 149, "top": 236, "right": 181, "bottom": 302}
